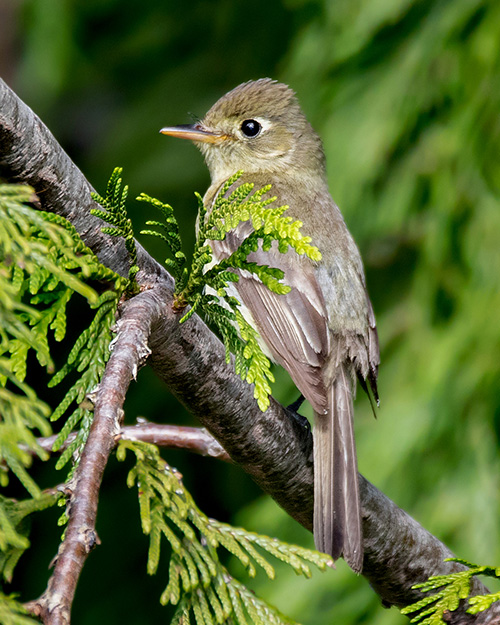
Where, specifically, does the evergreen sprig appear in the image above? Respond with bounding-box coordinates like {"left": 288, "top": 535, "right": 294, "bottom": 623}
{"left": 0, "top": 183, "right": 127, "bottom": 492}
{"left": 0, "top": 180, "right": 132, "bottom": 591}
{"left": 48, "top": 288, "right": 120, "bottom": 475}
{"left": 203, "top": 173, "right": 321, "bottom": 261}
{"left": 138, "top": 193, "right": 188, "bottom": 288}
{"left": 0, "top": 363, "right": 51, "bottom": 498}
{"left": 118, "top": 440, "right": 332, "bottom": 624}
{"left": 0, "top": 593, "right": 41, "bottom": 625}
{"left": 401, "top": 558, "right": 500, "bottom": 623}
{"left": 0, "top": 491, "right": 58, "bottom": 584}
{"left": 91, "top": 167, "right": 139, "bottom": 290}
{"left": 141, "top": 170, "right": 321, "bottom": 411}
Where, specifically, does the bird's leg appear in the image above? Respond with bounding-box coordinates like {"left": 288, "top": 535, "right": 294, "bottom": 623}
{"left": 285, "top": 394, "right": 310, "bottom": 430}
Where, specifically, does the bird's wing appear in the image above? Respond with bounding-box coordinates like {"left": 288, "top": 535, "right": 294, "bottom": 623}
{"left": 211, "top": 229, "right": 330, "bottom": 413}
{"left": 213, "top": 230, "right": 364, "bottom": 569}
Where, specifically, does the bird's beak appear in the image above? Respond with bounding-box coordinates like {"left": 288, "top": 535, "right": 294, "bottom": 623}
{"left": 159, "top": 123, "right": 227, "bottom": 144}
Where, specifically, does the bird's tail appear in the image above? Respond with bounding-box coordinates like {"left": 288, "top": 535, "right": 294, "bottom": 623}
{"left": 313, "top": 366, "right": 362, "bottom": 572}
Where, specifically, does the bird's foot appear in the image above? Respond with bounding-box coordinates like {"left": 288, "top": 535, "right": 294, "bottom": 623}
{"left": 285, "top": 395, "right": 310, "bottom": 431}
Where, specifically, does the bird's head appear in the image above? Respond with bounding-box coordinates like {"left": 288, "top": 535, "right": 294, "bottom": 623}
{"left": 160, "top": 78, "right": 326, "bottom": 185}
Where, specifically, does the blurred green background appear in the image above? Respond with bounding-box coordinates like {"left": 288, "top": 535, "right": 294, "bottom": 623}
{"left": 2, "top": 0, "right": 500, "bottom": 623}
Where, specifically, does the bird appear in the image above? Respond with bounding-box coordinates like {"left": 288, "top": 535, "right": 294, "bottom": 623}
{"left": 160, "top": 78, "right": 379, "bottom": 573}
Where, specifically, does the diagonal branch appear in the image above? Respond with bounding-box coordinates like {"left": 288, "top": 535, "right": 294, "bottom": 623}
{"left": 1, "top": 77, "right": 497, "bottom": 622}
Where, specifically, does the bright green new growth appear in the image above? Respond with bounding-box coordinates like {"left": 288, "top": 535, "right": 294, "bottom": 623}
{"left": 118, "top": 440, "right": 332, "bottom": 625}
{"left": 140, "top": 170, "right": 321, "bottom": 411}
{"left": 401, "top": 558, "right": 500, "bottom": 623}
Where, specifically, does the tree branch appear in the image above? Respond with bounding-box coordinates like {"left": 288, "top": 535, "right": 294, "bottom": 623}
{"left": 36, "top": 423, "right": 231, "bottom": 462}
{"left": 1, "top": 77, "right": 496, "bottom": 622}
{"left": 27, "top": 292, "right": 155, "bottom": 624}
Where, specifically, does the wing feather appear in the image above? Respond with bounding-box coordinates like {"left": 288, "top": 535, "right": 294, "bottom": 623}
{"left": 211, "top": 232, "right": 330, "bottom": 413}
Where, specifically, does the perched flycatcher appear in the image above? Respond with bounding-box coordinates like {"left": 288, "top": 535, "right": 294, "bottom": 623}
{"left": 160, "top": 79, "right": 379, "bottom": 573}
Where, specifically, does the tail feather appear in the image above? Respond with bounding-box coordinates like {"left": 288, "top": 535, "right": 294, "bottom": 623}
{"left": 313, "top": 366, "right": 363, "bottom": 572}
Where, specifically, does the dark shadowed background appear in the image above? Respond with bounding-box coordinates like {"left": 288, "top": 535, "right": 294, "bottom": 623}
{"left": 2, "top": 0, "right": 500, "bottom": 623}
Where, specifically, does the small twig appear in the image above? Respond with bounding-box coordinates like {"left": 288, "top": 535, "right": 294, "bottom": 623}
{"left": 35, "top": 423, "right": 231, "bottom": 462}
{"left": 27, "top": 291, "right": 157, "bottom": 625}
{"left": 118, "top": 421, "right": 231, "bottom": 461}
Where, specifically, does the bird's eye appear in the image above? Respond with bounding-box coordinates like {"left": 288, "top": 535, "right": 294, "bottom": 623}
{"left": 240, "top": 119, "right": 261, "bottom": 138}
